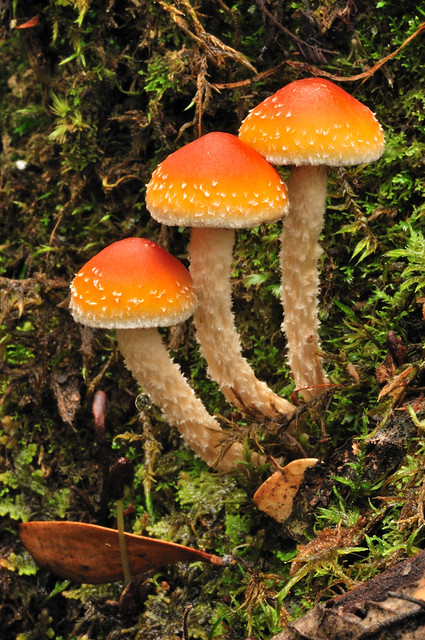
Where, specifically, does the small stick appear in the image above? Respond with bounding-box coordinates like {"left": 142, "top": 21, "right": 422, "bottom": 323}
{"left": 182, "top": 604, "right": 193, "bottom": 640}
{"left": 116, "top": 496, "right": 131, "bottom": 586}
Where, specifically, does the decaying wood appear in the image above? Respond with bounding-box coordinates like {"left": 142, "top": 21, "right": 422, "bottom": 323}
{"left": 282, "top": 412, "right": 417, "bottom": 542}
{"left": 271, "top": 550, "right": 425, "bottom": 640}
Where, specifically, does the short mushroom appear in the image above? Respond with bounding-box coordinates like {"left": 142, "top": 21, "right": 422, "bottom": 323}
{"left": 253, "top": 458, "right": 318, "bottom": 523}
{"left": 70, "top": 236, "right": 244, "bottom": 472}
{"left": 146, "top": 131, "right": 294, "bottom": 419}
{"left": 239, "top": 78, "right": 385, "bottom": 400}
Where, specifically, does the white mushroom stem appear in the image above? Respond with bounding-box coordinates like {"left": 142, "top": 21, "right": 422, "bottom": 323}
{"left": 189, "top": 227, "right": 295, "bottom": 418}
{"left": 115, "top": 327, "right": 244, "bottom": 472}
{"left": 280, "top": 165, "right": 330, "bottom": 401}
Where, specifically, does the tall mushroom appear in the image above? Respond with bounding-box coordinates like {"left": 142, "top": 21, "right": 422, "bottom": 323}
{"left": 239, "top": 78, "right": 385, "bottom": 400}
{"left": 70, "top": 236, "right": 245, "bottom": 472}
{"left": 146, "top": 131, "right": 294, "bottom": 419}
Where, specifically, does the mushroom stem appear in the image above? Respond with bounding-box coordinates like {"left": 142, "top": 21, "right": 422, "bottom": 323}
{"left": 189, "top": 227, "right": 295, "bottom": 418}
{"left": 280, "top": 165, "right": 329, "bottom": 400}
{"left": 115, "top": 327, "right": 245, "bottom": 472}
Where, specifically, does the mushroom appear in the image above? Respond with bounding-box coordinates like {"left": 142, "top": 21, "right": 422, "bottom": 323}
{"left": 146, "top": 131, "right": 295, "bottom": 419}
{"left": 253, "top": 458, "right": 318, "bottom": 523}
{"left": 70, "top": 236, "right": 245, "bottom": 472}
{"left": 239, "top": 78, "right": 385, "bottom": 400}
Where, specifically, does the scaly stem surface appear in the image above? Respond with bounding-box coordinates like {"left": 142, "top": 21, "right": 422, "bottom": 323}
{"left": 116, "top": 327, "right": 245, "bottom": 471}
{"left": 189, "top": 227, "right": 295, "bottom": 418}
{"left": 280, "top": 165, "right": 329, "bottom": 400}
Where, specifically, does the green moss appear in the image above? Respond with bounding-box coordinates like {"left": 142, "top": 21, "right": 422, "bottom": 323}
{"left": 2, "top": 0, "right": 425, "bottom": 637}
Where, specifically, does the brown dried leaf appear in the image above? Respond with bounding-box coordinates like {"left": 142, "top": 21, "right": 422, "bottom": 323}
{"left": 377, "top": 366, "right": 416, "bottom": 402}
{"left": 376, "top": 352, "right": 396, "bottom": 385}
{"left": 51, "top": 369, "right": 81, "bottom": 428}
{"left": 290, "top": 521, "right": 366, "bottom": 576}
{"left": 253, "top": 459, "right": 318, "bottom": 524}
{"left": 19, "top": 521, "right": 229, "bottom": 584}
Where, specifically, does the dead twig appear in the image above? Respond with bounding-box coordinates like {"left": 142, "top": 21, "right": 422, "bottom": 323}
{"left": 213, "top": 20, "right": 425, "bottom": 90}
{"left": 255, "top": 0, "right": 336, "bottom": 64}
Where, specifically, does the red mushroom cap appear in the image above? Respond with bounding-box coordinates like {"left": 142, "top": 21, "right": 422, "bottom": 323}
{"left": 238, "top": 78, "right": 385, "bottom": 166}
{"left": 146, "top": 131, "right": 288, "bottom": 228}
{"left": 70, "top": 237, "right": 196, "bottom": 329}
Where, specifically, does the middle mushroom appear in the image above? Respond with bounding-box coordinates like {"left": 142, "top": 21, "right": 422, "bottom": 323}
{"left": 146, "top": 132, "right": 294, "bottom": 419}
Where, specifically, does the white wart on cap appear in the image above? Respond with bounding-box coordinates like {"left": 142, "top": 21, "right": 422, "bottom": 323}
{"left": 145, "top": 132, "right": 295, "bottom": 419}
{"left": 239, "top": 77, "right": 385, "bottom": 166}
{"left": 239, "top": 78, "right": 385, "bottom": 400}
{"left": 146, "top": 131, "right": 288, "bottom": 228}
{"left": 70, "top": 237, "right": 196, "bottom": 329}
{"left": 70, "top": 237, "right": 247, "bottom": 472}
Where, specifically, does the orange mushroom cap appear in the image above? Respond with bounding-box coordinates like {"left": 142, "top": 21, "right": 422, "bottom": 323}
{"left": 70, "top": 237, "right": 196, "bottom": 329}
{"left": 146, "top": 131, "right": 288, "bottom": 228}
{"left": 238, "top": 78, "right": 385, "bottom": 166}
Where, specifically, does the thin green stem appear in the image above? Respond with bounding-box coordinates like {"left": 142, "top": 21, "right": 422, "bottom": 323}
{"left": 116, "top": 498, "right": 131, "bottom": 585}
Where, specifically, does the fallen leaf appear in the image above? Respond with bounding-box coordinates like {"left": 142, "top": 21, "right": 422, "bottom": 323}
{"left": 413, "top": 573, "right": 425, "bottom": 600}
{"left": 15, "top": 16, "right": 40, "bottom": 29}
{"left": 19, "top": 521, "right": 230, "bottom": 584}
{"left": 253, "top": 458, "right": 318, "bottom": 524}
{"left": 376, "top": 352, "right": 396, "bottom": 385}
{"left": 377, "top": 365, "right": 416, "bottom": 403}
{"left": 346, "top": 361, "right": 360, "bottom": 382}
{"left": 50, "top": 370, "right": 81, "bottom": 429}
{"left": 290, "top": 520, "right": 366, "bottom": 576}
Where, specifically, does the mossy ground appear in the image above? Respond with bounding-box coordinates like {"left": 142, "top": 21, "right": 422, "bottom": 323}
{"left": 1, "top": 1, "right": 425, "bottom": 638}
